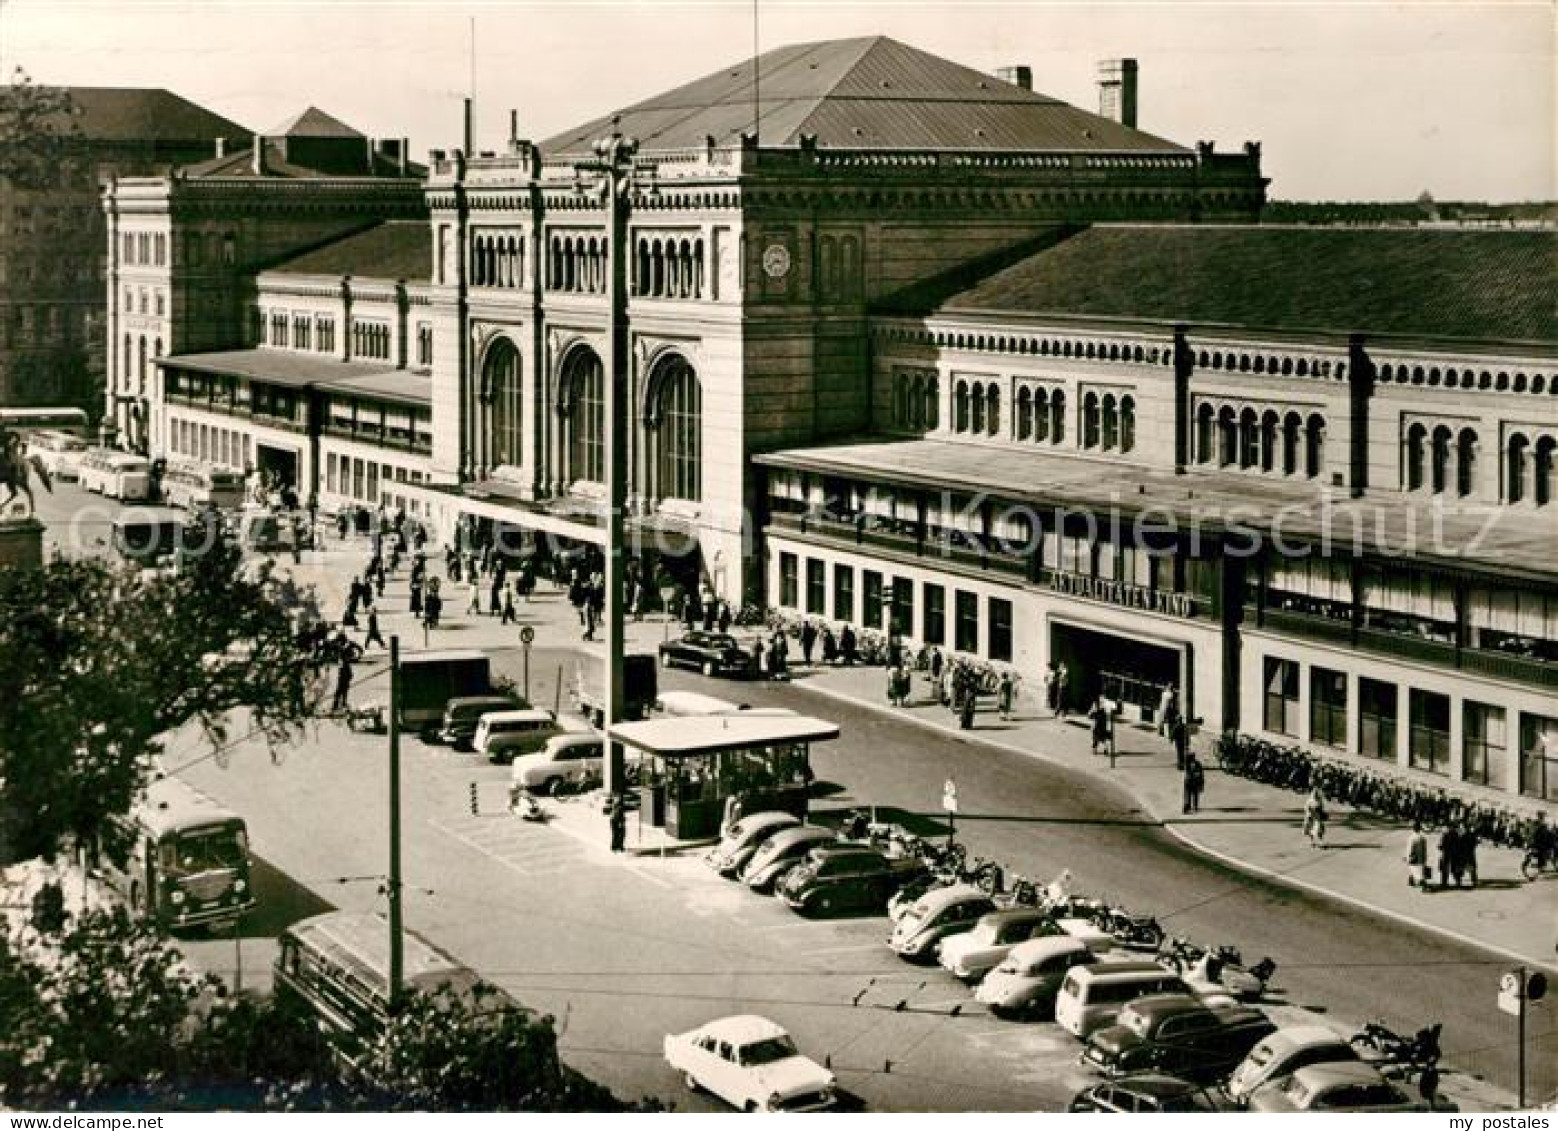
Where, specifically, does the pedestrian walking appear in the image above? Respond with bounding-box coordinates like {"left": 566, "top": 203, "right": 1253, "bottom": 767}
{"left": 1183, "top": 754, "right": 1205, "bottom": 813}
{"left": 1055, "top": 662, "right": 1070, "bottom": 718}
{"left": 1436, "top": 824, "right": 1455, "bottom": 890}
{"left": 467, "top": 581, "right": 482, "bottom": 616}
{"left": 1406, "top": 823, "right": 1430, "bottom": 888}
{"left": 928, "top": 646, "right": 943, "bottom": 682}
{"left": 1302, "top": 786, "right": 1328, "bottom": 847}
{"left": 839, "top": 624, "right": 858, "bottom": 665}
{"left": 501, "top": 586, "right": 517, "bottom": 625}
{"left": 332, "top": 649, "right": 355, "bottom": 712}
{"left": 820, "top": 626, "right": 838, "bottom": 665}
{"left": 1461, "top": 823, "right": 1480, "bottom": 887}
{"left": 363, "top": 606, "right": 386, "bottom": 650}
{"left": 1158, "top": 684, "right": 1180, "bottom": 737}
{"left": 717, "top": 600, "right": 733, "bottom": 635}
{"left": 886, "top": 664, "right": 901, "bottom": 706}
{"left": 489, "top": 576, "right": 503, "bottom": 617}
{"left": 1168, "top": 714, "right": 1189, "bottom": 770}
{"left": 997, "top": 672, "right": 1015, "bottom": 720}
{"left": 1043, "top": 662, "right": 1058, "bottom": 714}
{"left": 424, "top": 588, "right": 443, "bottom": 630}
{"left": 374, "top": 568, "right": 386, "bottom": 599}
{"left": 800, "top": 621, "right": 818, "bottom": 665}
{"left": 1090, "top": 698, "right": 1115, "bottom": 759}
{"left": 608, "top": 794, "right": 626, "bottom": 853}
{"left": 409, "top": 578, "right": 423, "bottom": 616}
{"left": 958, "top": 684, "right": 977, "bottom": 730}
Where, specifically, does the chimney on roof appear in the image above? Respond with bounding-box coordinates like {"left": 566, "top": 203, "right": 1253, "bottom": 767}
{"left": 399, "top": 137, "right": 409, "bottom": 176}
{"left": 366, "top": 136, "right": 376, "bottom": 171}
{"left": 251, "top": 134, "right": 266, "bottom": 175}
{"left": 509, "top": 109, "right": 518, "bottom": 147}
{"left": 214, "top": 137, "right": 226, "bottom": 159}
{"left": 463, "top": 97, "right": 474, "bottom": 155}
{"left": 995, "top": 65, "right": 1032, "bottom": 91}
{"left": 1098, "top": 58, "right": 1139, "bottom": 128}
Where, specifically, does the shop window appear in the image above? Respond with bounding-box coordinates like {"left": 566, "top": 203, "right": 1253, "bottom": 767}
{"left": 778, "top": 553, "right": 798, "bottom": 608}
{"left": 1309, "top": 667, "right": 1347, "bottom": 748}
{"left": 1408, "top": 689, "right": 1451, "bottom": 775}
{"left": 833, "top": 564, "right": 855, "bottom": 622}
{"left": 1462, "top": 701, "right": 1506, "bottom": 789}
{"left": 988, "top": 597, "right": 1013, "bottom": 662}
{"left": 1519, "top": 713, "right": 1558, "bottom": 802}
{"left": 1358, "top": 677, "right": 1398, "bottom": 761}
{"left": 924, "top": 583, "right": 946, "bottom": 646}
{"left": 1262, "top": 657, "right": 1299, "bottom": 737}
{"left": 890, "top": 578, "right": 914, "bottom": 638}
{"left": 955, "top": 591, "right": 978, "bottom": 654}
{"left": 863, "top": 571, "right": 884, "bottom": 630}
{"left": 805, "top": 559, "right": 825, "bottom": 615}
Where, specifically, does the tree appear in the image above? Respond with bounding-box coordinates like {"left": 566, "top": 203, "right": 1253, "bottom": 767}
{"left": 0, "top": 530, "right": 320, "bottom": 862}
{"left": 0, "top": 67, "right": 81, "bottom": 189}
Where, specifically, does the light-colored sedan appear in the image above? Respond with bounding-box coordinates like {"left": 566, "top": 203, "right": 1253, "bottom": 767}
{"left": 663, "top": 1015, "right": 837, "bottom": 1112}
{"left": 1246, "top": 1062, "right": 1427, "bottom": 1112}
{"left": 741, "top": 825, "right": 837, "bottom": 893}
{"left": 509, "top": 733, "right": 603, "bottom": 793}
{"left": 975, "top": 935, "right": 1101, "bottom": 1019}
{"left": 937, "top": 907, "right": 1072, "bottom": 982}
{"left": 706, "top": 812, "right": 799, "bottom": 878}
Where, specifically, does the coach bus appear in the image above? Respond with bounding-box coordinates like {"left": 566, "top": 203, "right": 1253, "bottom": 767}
{"left": 0, "top": 406, "right": 90, "bottom": 437}
{"left": 274, "top": 910, "right": 528, "bottom": 1070}
{"left": 78, "top": 449, "right": 152, "bottom": 500}
{"left": 24, "top": 429, "right": 90, "bottom": 481}
{"left": 98, "top": 776, "right": 256, "bottom": 933}
{"left": 160, "top": 460, "right": 246, "bottom": 511}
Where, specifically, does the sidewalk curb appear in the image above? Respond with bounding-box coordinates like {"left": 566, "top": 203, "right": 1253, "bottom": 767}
{"left": 791, "top": 677, "right": 1558, "bottom": 976}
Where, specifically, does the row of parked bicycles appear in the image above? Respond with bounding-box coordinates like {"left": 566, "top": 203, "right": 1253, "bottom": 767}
{"left": 1214, "top": 733, "right": 1557, "bottom": 880}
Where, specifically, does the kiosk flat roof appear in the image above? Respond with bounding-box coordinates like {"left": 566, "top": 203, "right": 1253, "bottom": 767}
{"left": 608, "top": 714, "right": 840, "bottom": 757}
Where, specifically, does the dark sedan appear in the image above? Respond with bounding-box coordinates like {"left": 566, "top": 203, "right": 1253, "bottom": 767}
{"left": 658, "top": 631, "right": 752, "bottom": 678}
{"left": 778, "top": 845, "right": 929, "bottom": 916}
{"left": 1069, "top": 1073, "right": 1230, "bottom": 1113}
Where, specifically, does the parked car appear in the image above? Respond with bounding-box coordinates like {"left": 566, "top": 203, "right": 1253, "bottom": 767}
{"left": 1246, "top": 1062, "right": 1427, "bottom": 1112}
{"left": 662, "top": 1015, "right": 836, "bottom": 1112}
{"left": 476, "top": 709, "right": 568, "bottom": 764}
{"left": 889, "top": 884, "right": 997, "bottom": 963}
{"left": 707, "top": 812, "right": 800, "bottom": 878}
{"left": 1225, "top": 1026, "right": 1362, "bottom": 1104}
{"left": 976, "top": 936, "right": 1103, "bottom": 1020}
{"left": 1055, "top": 961, "right": 1194, "bottom": 1040}
{"left": 438, "top": 694, "right": 526, "bottom": 750}
{"left": 658, "top": 631, "right": 752, "bottom": 678}
{"left": 1082, "top": 993, "right": 1276, "bottom": 1082}
{"left": 1069, "top": 1073, "right": 1230, "bottom": 1113}
{"left": 508, "top": 733, "right": 605, "bottom": 793}
{"left": 741, "top": 826, "right": 837, "bottom": 893}
{"left": 937, "top": 907, "right": 1075, "bottom": 982}
{"left": 778, "top": 845, "right": 928, "bottom": 916}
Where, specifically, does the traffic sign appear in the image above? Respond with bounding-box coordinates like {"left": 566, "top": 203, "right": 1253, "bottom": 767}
{"left": 519, "top": 626, "right": 535, "bottom": 646}
{"left": 1500, "top": 972, "right": 1522, "bottom": 1016}
{"left": 942, "top": 778, "right": 959, "bottom": 814}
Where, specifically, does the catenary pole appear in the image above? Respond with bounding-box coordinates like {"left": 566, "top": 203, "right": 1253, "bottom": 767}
{"left": 388, "top": 634, "right": 404, "bottom": 1006}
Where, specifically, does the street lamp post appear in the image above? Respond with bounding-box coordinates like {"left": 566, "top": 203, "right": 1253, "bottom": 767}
{"left": 577, "top": 123, "right": 653, "bottom": 798}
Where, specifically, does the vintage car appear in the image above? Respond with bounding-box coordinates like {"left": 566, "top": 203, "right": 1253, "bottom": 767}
{"left": 888, "top": 884, "right": 997, "bottom": 963}
{"left": 657, "top": 631, "right": 753, "bottom": 677}
{"left": 1224, "top": 1026, "right": 1362, "bottom": 1103}
{"left": 937, "top": 907, "right": 1076, "bottom": 982}
{"left": 1246, "top": 1062, "right": 1427, "bottom": 1112}
{"left": 778, "top": 845, "right": 928, "bottom": 916}
{"left": 662, "top": 1014, "right": 836, "bottom": 1112}
{"left": 741, "top": 825, "right": 838, "bottom": 892}
{"left": 1069, "top": 1073, "right": 1230, "bottom": 1113}
{"left": 707, "top": 812, "right": 800, "bottom": 878}
{"left": 975, "top": 936, "right": 1103, "bottom": 1019}
{"left": 1081, "top": 993, "right": 1276, "bottom": 1081}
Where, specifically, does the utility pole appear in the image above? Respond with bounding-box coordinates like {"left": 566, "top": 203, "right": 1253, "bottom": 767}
{"left": 388, "top": 635, "right": 404, "bottom": 1007}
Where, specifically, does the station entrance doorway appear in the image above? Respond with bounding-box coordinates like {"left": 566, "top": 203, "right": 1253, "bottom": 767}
{"left": 1049, "top": 620, "right": 1185, "bottom": 724}
{"left": 255, "top": 444, "right": 299, "bottom": 490}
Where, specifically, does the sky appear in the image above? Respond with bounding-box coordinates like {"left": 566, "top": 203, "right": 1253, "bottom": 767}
{"left": 0, "top": 0, "right": 1552, "bottom": 202}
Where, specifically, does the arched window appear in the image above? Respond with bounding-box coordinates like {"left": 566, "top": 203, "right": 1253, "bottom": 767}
{"left": 1195, "top": 403, "right": 1214, "bottom": 463}
{"left": 1101, "top": 394, "right": 1119, "bottom": 450}
{"left": 1049, "top": 390, "right": 1066, "bottom": 444}
{"left": 484, "top": 338, "right": 522, "bottom": 467}
{"left": 1456, "top": 428, "right": 1478, "bottom": 497}
{"left": 908, "top": 376, "right": 925, "bottom": 430}
{"left": 1121, "top": 396, "right": 1136, "bottom": 454}
{"left": 1082, "top": 392, "right": 1101, "bottom": 449}
{"left": 1238, "top": 408, "right": 1259, "bottom": 469}
{"left": 1405, "top": 423, "right": 1427, "bottom": 491}
{"left": 635, "top": 241, "right": 650, "bottom": 295}
{"left": 1034, "top": 389, "right": 1051, "bottom": 443}
{"left": 1305, "top": 414, "right": 1325, "bottom": 479}
{"left": 1259, "top": 411, "right": 1278, "bottom": 471}
{"left": 984, "top": 385, "right": 1000, "bottom": 436}
{"left": 1536, "top": 436, "right": 1556, "bottom": 507}
{"left": 1430, "top": 426, "right": 1452, "bottom": 494}
{"left": 651, "top": 354, "right": 701, "bottom": 502}
{"left": 1217, "top": 406, "right": 1237, "bottom": 467}
{"left": 561, "top": 348, "right": 605, "bottom": 483}
{"left": 925, "top": 377, "right": 939, "bottom": 431}
{"left": 971, "top": 383, "right": 986, "bottom": 434}
{"left": 1016, "top": 387, "right": 1033, "bottom": 441}
{"left": 1282, "top": 413, "right": 1301, "bottom": 475}
{"left": 954, "top": 381, "right": 970, "bottom": 433}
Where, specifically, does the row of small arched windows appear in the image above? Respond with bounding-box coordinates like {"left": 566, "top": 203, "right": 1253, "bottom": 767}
{"left": 633, "top": 237, "right": 705, "bottom": 300}
{"left": 1081, "top": 392, "right": 1136, "bottom": 453}
{"left": 1505, "top": 432, "right": 1557, "bottom": 506}
{"left": 1404, "top": 424, "right": 1479, "bottom": 498}
{"left": 1015, "top": 387, "right": 1067, "bottom": 445}
{"left": 953, "top": 380, "right": 1001, "bottom": 436}
{"left": 548, "top": 235, "right": 606, "bottom": 295}
{"left": 472, "top": 233, "right": 523, "bottom": 288}
{"left": 352, "top": 322, "right": 391, "bottom": 361}
{"left": 891, "top": 372, "right": 939, "bottom": 432}
{"left": 1195, "top": 404, "right": 1325, "bottom": 479}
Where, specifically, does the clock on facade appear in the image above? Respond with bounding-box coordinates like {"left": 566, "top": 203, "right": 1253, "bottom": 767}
{"left": 761, "top": 242, "right": 792, "bottom": 279}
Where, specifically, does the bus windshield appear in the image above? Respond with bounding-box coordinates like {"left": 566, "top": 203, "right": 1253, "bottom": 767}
{"left": 159, "top": 823, "right": 248, "bottom": 874}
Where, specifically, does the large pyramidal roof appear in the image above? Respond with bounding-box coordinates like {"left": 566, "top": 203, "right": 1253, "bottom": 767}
{"left": 542, "top": 36, "right": 1185, "bottom": 155}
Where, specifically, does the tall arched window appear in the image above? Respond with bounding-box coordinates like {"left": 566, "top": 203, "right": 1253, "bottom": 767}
{"left": 1217, "top": 407, "right": 1237, "bottom": 467}
{"left": 1238, "top": 408, "right": 1259, "bottom": 468}
{"left": 1536, "top": 436, "right": 1556, "bottom": 507}
{"left": 1049, "top": 390, "right": 1066, "bottom": 444}
{"left": 1259, "top": 410, "right": 1278, "bottom": 471}
{"left": 1430, "top": 426, "right": 1452, "bottom": 494}
{"left": 1456, "top": 428, "right": 1478, "bottom": 497}
{"left": 650, "top": 354, "right": 701, "bottom": 502}
{"left": 1405, "top": 423, "right": 1427, "bottom": 490}
{"left": 984, "top": 385, "right": 1000, "bottom": 436}
{"left": 971, "top": 383, "right": 986, "bottom": 434}
{"left": 909, "top": 375, "right": 925, "bottom": 430}
{"left": 925, "top": 377, "right": 939, "bottom": 431}
{"left": 1016, "top": 387, "right": 1033, "bottom": 441}
{"left": 1506, "top": 433, "right": 1529, "bottom": 502}
{"left": 1305, "top": 414, "right": 1326, "bottom": 479}
{"left": 1195, "top": 403, "right": 1214, "bottom": 463}
{"left": 1101, "top": 394, "right": 1119, "bottom": 450}
{"left": 1034, "top": 389, "right": 1051, "bottom": 443}
{"left": 484, "top": 338, "right": 522, "bottom": 467}
{"left": 1282, "top": 412, "right": 1302, "bottom": 475}
{"left": 1121, "top": 396, "right": 1137, "bottom": 454}
{"left": 561, "top": 348, "right": 604, "bottom": 483}
{"left": 1082, "top": 392, "right": 1101, "bottom": 449}
{"left": 954, "top": 381, "right": 970, "bottom": 433}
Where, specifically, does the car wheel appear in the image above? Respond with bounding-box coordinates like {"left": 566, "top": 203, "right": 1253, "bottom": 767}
{"left": 546, "top": 777, "right": 565, "bottom": 797}
{"left": 683, "top": 1072, "right": 700, "bottom": 1093}
{"left": 702, "top": 660, "right": 716, "bottom": 677}
{"left": 814, "top": 893, "right": 834, "bottom": 916}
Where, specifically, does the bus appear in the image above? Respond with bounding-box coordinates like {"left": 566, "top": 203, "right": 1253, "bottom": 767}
{"left": 111, "top": 507, "right": 189, "bottom": 565}
{"left": 78, "top": 449, "right": 152, "bottom": 500}
{"left": 274, "top": 910, "right": 528, "bottom": 1070}
{"left": 398, "top": 649, "right": 492, "bottom": 736}
{"left": 0, "top": 406, "right": 90, "bottom": 437}
{"left": 24, "top": 429, "right": 89, "bottom": 481}
{"left": 160, "top": 459, "right": 246, "bottom": 511}
{"left": 98, "top": 776, "right": 256, "bottom": 932}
